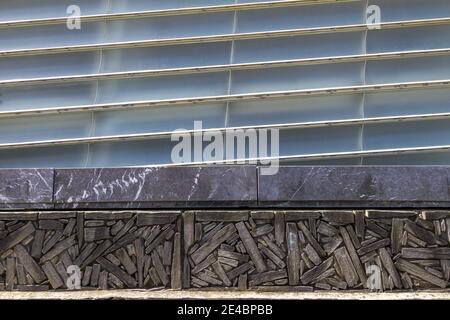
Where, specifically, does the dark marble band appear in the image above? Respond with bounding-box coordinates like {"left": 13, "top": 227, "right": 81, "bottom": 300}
{"left": 1, "top": 166, "right": 450, "bottom": 209}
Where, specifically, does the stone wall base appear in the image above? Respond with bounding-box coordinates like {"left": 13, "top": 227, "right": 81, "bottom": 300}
{"left": 0, "top": 210, "right": 448, "bottom": 292}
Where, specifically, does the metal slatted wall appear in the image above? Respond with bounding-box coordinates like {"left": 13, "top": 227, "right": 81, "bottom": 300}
{"left": 0, "top": 0, "right": 450, "bottom": 167}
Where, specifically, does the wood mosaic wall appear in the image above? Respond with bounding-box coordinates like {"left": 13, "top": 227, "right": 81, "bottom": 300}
{"left": 0, "top": 210, "right": 448, "bottom": 291}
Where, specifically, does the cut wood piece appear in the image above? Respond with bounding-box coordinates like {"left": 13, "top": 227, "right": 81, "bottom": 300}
{"left": 262, "top": 236, "right": 286, "bottom": 259}
{"left": 355, "top": 211, "right": 365, "bottom": 239}
{"left": 14, "top": 244, "right": 46, "bottom": 283}
{"left": 113, "top": 215, "right": 136, "bottom": 242}
{"left": 40, "top": 234, "right": 77, "bottom": 263}
{"left": 286, "top": 223, "right": 300, "bottom": 285}
{"left": 62, "top": 218, "right": 77, "bottom": 237}
{"left": 235, "top": 222, "right": 267, "bottom": 273}
{"left": 284, "top": 211, "right": 321, "bottom": 221}
{"left": 84, "top": 211, "right": 133, "bottom": 220}
{"left": 323, "top": 236, "right": 343, "bottom": 255}
{"left": 421, "top": 211, "right": 450, "bottom": 220}
{"left": 378, "top": 247, "right": 402, "bottom": 289}
{"left": 98, "top": 271, "right": 108, "bottom": 289}
{"left": 391, "top": 218, "right": 403, "bottom": 255}
{"left": 297, "top": 221, "right": 326, "bottom": 257}
{"left": 0, "top": 212, "right": 37, "bottom": 220}
{"left": 322, "top": 211, "right": 354, "bottom": 224}
{"left": 197, "top": 271, "right": 222, "bottom": 286}
{"left": 441, "top": 260, "right": 450, "bottom": 281}
{"left": 163, "top": 241, "right": 173, "bottom": 266}
{"left": 81, "top": 240, "right": 112, "bottom": 268}
{"left": 171, "top": 232, "right": 182, "bottom": 289}
{"left": 116, "top": 247, "right": 137, "bottom": 275}
{"left": 82, "top": 266, "right": 92, "bottom": 287}
{"left": 395, "top": 259, "right": 448, "bottom": 289}
{"left": 259, "top": 245, "right": 285, "bottom": 269}
{"left": 300, "top": 257, "right": 334, "bottom": 285}
{"left": 97, "top": 257, "right": 137, "bottom": 288}
{"left": 249, "top": 270, "right": 288, "bottom": 286}
{"left": 90, "top": 264, "right": 101, "bottom": 287}
{"left": 6, "top": 257, "right": 15, "bottom": 290}
{"left": 345, "top": 225, "right": 361, "bottom": 249}
{"left": 357, "top": 238, "right": 390, "bottom": 256}
{"left": 73, "top": 242, "right": 96, "bottom": 266}
{"left": 31, "top": 230, "right": 45, "bottom": 259}
{"left": 106, "top": 233, "right": 138, "bottom": 255}
{"left": 196, "top": 211, "right": 248, "bottom": 222}
{"left": 151, "top": 251, "right": 168, "bottom": 286}
{"left": 136, "top": 212, "right": 179, "bottom": 226}
{"left": 304, "top": 244, "right": 321, "bottom": 266}
{"left": 183, "top": 211, "right": 195, "bottom": 289}
{"left": 251, "top": 224, "right": 273, "bottom": 237}
{"left": 212, "top": 261, "right": 232, "bottom": 286}
{"left": 317, "top": 222, "right": 338, "bottom": 237}
{"left": 77, "top": 212, "right": 84, "bottom": 248}
{"left": 366, "top": 210, "right": 417, "bottom": 218}
{"left": 274, "top": 212, "right": 285, "bottom": 245}
{"left": 401, "top": 248, "right": 450, "bottom": 260}
{"left": 42, "top": 230, "right": 63, "bottom": 254}
{"left": 84, "top": 227, "right": 111, "bottom": 242}
{"left": 111, "top": 220, "right": 125, "bottom": 236}
{"left": 334, "top": 247, "right": 359, "bottom": 288}
{"left": 339, "top": 227, "right": 367, "bottom": 286}
{"left": 192, "top": 253, "right": 216, "bottom": 274}
{"left": 0, "top": 222, "right": 35, "bottom": 254}
{"left": 194, "top": 223, "right": 203, "bottom": 242}
{"left": 191, "top": 224, "right": 236, "bottom": 264}
{"left": 217, "top": 250, "right": 249, "bottom": 263}
{"left": 251, "top": 211, "right": 274, "bottom": 220}
{"left": 135, "top": 238, "right": 144, "bottom": 288}
{"left": 366, "top": 220, "right": 390, "bottom": 238}
{"left": 38, "top": 220, "right": 64, "bottom": 230}
{"left": 145, "top": 225, "right": 174, "bottom": 254}
{"left": 238, "top": 274, "right": 248, "bottom": 290}
{"left": 404, "top": 220, "right": 437, "bottom": 245}
{"left": 42, "top": 261, "right": 64, "bottom": 289}
{"left": 226, "top": 262, "right": 252, "bottom": 280}
{"left": 55, "top": 261, "right": 68, "bottom": 287}
{"left": 16, "top": 285, "right": 49, "bottom": 291}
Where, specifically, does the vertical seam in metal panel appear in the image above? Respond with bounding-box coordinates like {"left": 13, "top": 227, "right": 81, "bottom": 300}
{"left": 359, "top": 0, "right": 369, "bottom": 165}
{"left": 84, "top": 0, "right": 110, "bottom": 167}
{"left": 224, "top": 4, "right": 238, "bottom": 128}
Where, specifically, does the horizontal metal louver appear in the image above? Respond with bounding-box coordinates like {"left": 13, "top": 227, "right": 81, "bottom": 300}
{"left": 1, "top": 0, "right": 450, "bottom": 167}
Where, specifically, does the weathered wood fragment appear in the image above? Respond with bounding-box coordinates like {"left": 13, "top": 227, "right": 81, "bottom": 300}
{"left": 318, "top": 222, "right": 338, "bottom": 237}
{"left": 304, "top": 244, "right": 321, "bottom": 266}
{"left": 42, "top": 261, "right": 64, "bottom": 289}
{"left": 345, "top": 225, "right": 361, "bottom": 249}
{"left": 322, "top": 211, "right": 354, "bottom": 224}
{"left": 249, "top": 270, "right": 288, "bottom": 286}
{"left": 251, "top": 224, "right": 273, "bottom": 237}
{"left": 421, "top": 211, "right": 450, "bottom": 220}
{"left": 136, "top": 212, "right": 179, "bottom": 226}
{"left": 84, "top": 211, "right": 133, "bottom": 220}
{"left": 212, "top": 261, "right": 232, "bottom": 286}
{"left": 300, "top": 257, "right": 334, "bottom": 284}
{"left": 334, "top": 247, "right": 358, "bottom": 287}
{"left": 286, "top": 223, "right": 300, "bottom": 285}
{"left": 16, "top": 285, "right": 49, "bottom": 291}
{"left": 395, "top": 259, "right": 448, "bottom": 288}
{"left": 84, "top": 220, "right": 104, "bottom": 227}
{"left": 39, "top": 220, "right": 64, "bottom": 230}
{"left": 401, "top": 248, "right": 450, "bottom": 260}
{"left": 378, "top": 247, "right": 402, "bottom": 289}
{"left": 323, "top": 236, "right": 343, "bottom": 255}
{"left": 297, "top": 221, "right": 326, "bottom": 257}
{"left": 82, "top": 266, "right": 92, "bottom": 287}
{"left": 116, "top": 247, "right": 137, "bottom": 275}
{"left": 77, "top": 212, "right": 84, "bottom": 248}
{"left": 145, "top": 225, "right": 174, "bottom": 254}
{"left": 112, "top": 215, "right": 136, "bottom": 242}
{"left": 98, "top": 271, "right": 108, "bottom": 289}
{"left": 163, "top": 241, "right": 173, "bottom": 266}
{"left": 391, "top": 218, "right": 403, "bottom": 255}
{"left": 5, "top": 257, "right": 15, "bottom": 290}
{"left": 238, "top": 274, "right": 248, "bottom": 290}
{"left": 14, "top": 244, "right": 46, "bottom": 283}
{"left": 170, "top": 232, "right": 182, "bottom": 289}
{"left": 355, "top": 211, "right": 365, "bottom": 239}
{"left": 217, "top": 250, "right": 249, "bottom": 263}
{"left": 84, "top": 227, "right": 111, "bottom": 242}
{"left": 151, "top": 251, "right": 168, "bottom": 286}
{"left": 404, "top": 220, "right": 437, "bottom": 245}
{"left": 226, "top": 262, "right": 252, "bottom": 280}
{"left": 81, "top": 240, "right": 112, "bottom": 268}
{"left": 357, "top": 238, "right": 390, "bottom": 256}
{"left": 97, "top": 257, "right": 137, "bottom": 288}
{"left": 339, "top": 227, "right": 367, "bottom": 285}
{"left": 30, "top": 230, "right": 45, "bottom": 259}
{"left": 284, "top": 211, "right": 320, "bottom": 221}
{"left": 251, "top": 211, "right": 274, "bottom": 220}
{"left": 366, "top": 220, "right": 390, "bottom": 238}
{"left": 274, "top": 212, "right": 285, "bottom": 245}
{"left": 260, "top": 245, "right": 285, "bottom": 268}
{"left": 90, "top": 264, "right": 101, "bottom": 287}
{"left": 196, "top": 211, "right": 248, "bottom": 222}
{"left": 191, "top": 224, "right": 236, "bottom": 264}
{"left": 0, "top": 222, "right": 35, "bottom": 254}
{"left": 40, "top": 234, "right": 77, "bottom": 263}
